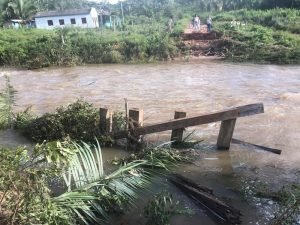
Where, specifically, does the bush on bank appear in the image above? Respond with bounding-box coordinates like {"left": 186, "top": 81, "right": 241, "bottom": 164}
{"left": 15, "top": 100, "right": 100, "bottom": 142}
{"left": 214, "top": 24, "right": 300, "bottom": 64}
{"left": 15, "top": 99, "right": 126, "bottom": 144}
{"left": 214, "top": 8, "right": 300, "bottom": 34}
{"left": 213, "top": 8, "right": 300, "bottom": 34}
{"left": 0, "top": 26, "right": 178, "bottom": 69}
{"left": 211, "top": 9, "right": 300, "bottom": 64}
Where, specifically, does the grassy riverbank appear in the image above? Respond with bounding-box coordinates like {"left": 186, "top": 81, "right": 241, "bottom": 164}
{"left": 0, "top": 24, "right": 179, "bottom": 69}
{"left": 0, "top": 8, "right": 299, "bottom": 68}
{"left": 211, "top": 8, "right": 300, "bottom": 64}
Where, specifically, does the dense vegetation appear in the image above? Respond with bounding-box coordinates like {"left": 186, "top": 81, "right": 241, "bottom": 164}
{"left": 0, "top": 138, "right": 187, "bottom": 225}
{"left": 0, "top": 0, "right": 299, "bottom": 66}
{"left": 212, "top": 8, "right": 300, "bottom": 64}
{"left": 0, "top": 27, "right": 178, "bottom": 68}
{"left": 15, "top": 99, "right": 100, "bottom": 142}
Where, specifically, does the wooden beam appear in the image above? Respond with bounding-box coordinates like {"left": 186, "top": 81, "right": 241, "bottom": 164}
{"left": 231, "top": 138, "right": 282, "bottom": 155}
{"left": 114, "top": 103, "right": 264, "bottom": 139}
{"left": 171, "top": 111, "right": 187, "bottom": 143}
{"left": 217, "top": 119, "right": 237, "bottom": 150}
{"left": 169, "top": 174, "right": 242, "bottom": 224}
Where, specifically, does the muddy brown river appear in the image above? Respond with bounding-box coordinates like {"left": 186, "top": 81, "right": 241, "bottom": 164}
{"left": 1, "top": 61, "right": 300, "bottom": 224}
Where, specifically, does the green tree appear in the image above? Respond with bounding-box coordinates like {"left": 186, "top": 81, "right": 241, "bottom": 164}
{"left": 35, "top": 0, "right": 86, "bottom": 11}
{"left": 1, "top": 0, "right": 36, "bottom": 20}
{"left": 261, "top": 0, "right": 300, "bottom": 8}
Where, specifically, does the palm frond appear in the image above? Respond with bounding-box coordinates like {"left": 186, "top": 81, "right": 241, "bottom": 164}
{"left": 56, "top": 140, "right": 151, "bottom": 224}
{"left": 52, "top": 191, "right": 107, "bottom": 225}
{"left": 54, "top": 140, "right": 185, "bottom": 225}
{"left": 63, "top": 139, "right": 104, "bottom": 191}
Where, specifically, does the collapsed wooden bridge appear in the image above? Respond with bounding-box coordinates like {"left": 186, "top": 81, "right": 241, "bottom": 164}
{"left": 100, "top": 103, "right": 265, "bottom": 150}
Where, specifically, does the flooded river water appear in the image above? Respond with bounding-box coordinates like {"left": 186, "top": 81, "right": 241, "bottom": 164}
{"left": 1, "top": 60, "right": 300, "bottom": 224}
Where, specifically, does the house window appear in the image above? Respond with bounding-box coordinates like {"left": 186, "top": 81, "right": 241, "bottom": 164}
{"left": 81, "top": 17, "right": 87, "bottom": 24}
{"left": 70, "top": 18, "right": 76, "bottom": 24}
{"left": 59, "top": 19, "right": 64, "bottom": 25}
{"left": 47, "top": 20, "right": 53, "bottom": 26}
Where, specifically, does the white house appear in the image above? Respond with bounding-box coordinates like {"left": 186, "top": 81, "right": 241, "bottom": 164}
{"left": 34, "top": 8, "right": 99, "bottom": 29}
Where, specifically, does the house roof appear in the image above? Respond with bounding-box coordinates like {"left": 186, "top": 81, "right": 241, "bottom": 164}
{"left": 35, "top": 8, "right": 92, "bottom": 18}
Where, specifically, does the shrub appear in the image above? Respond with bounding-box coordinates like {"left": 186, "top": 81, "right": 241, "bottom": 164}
{"left": 0, "top": 146, "right": 73, "bottom": 225}
{"left": 213, "top": 9, "right": 300, "bottom": 34}
{"left": 144, "top": 191, "right": 175, "bottom": 225}
{"left": 112, "top": 111, "right": 126, "bottom": 133}
{"left": 18, "top": 100, "right": 99, "bottom": 142}
{"left": 121, "top": 36, "right": 147, "bottom": 61}
{"left": 143, "top": 189, "right": 192, "bottom": 225}
{"left": 146, "top": 32, "right": 178, "bottom": 60}
{"left": 14, "top": 107, "right": 36, "bottom": 130}
{"left": 56, "top": 100, "right": 99, "bottom": 141}
{"left": 101, "top": 50, "right": 124, "bottom": 63}
{"left": 0, "top": 25, "right": 182, "bottom": 68}
{"left": 26, "top": 113, "right": 65, "bottom": 141}
{"left": 212, "top": 9, "right": 300, "bottom": 64}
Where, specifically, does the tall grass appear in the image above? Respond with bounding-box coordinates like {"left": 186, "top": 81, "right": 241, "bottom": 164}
{"left": 214, "top": 8, "right": 300, "bottom": 34}
{"left": 212, "top": 8, "right": 300, "bottom": 64}
{"left": 0, "top": 24, "right": 179, "bottom": 69}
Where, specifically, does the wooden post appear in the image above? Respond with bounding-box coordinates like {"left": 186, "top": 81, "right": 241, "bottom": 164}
{"left": 124, "top": 98, "right": 128, "bottom": 131}
{"left": 217, "top": 119, "right": 237, "bottom": 150}
{"left": 100, "top": 108, "right": 112, "bottom": 134}
{"left": 129, "top": 108, "right": 144, "bottom": 128}
{"left": 128, "top": 108, "right": 144, "bottom": 150}
{"left": 109, "top": 110, "right": 113, "bottom": 133}
{"left": 171, "top": 111, "right": 187, "bottom": 143}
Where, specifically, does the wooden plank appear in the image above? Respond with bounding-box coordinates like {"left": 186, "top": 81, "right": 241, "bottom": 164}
{"left": 236, "top": 103, "right": 264, "bottom": 117}
{"left": 170, "top": 174, "right": 242, "bottom": 224}
{"left": 217, "top": 119, "right": 237, "bottom": 150}
{"left": 171, "top": 111, "right": 187, "bottom": 142}
{"left": 231, "top": 138, "right": 282, "bottom": 155}
{"left": 172, "top": 173, "right": 213, "bottom": 194}
{"left": 114, "top": 103, "right": 264, "bottom": 139}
